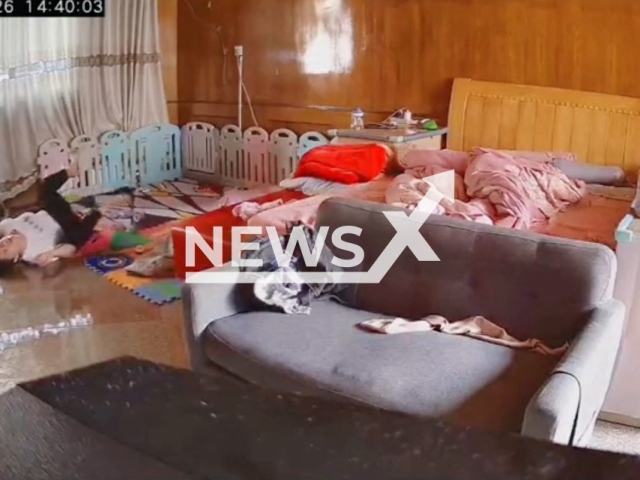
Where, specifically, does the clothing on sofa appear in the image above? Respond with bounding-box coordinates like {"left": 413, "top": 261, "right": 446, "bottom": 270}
{"left": 238, "top": 223, "right": 344, "bottom": 314}
{"left": 359, "top": 315, "right": 569, "bottom": 356}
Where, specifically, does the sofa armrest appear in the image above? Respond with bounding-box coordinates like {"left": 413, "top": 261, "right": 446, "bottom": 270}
{"left": 181, "top": 263, "right": 244, "bottom": 371}
{"left": 522, "top": 299, "right": 625, "bottom": 446}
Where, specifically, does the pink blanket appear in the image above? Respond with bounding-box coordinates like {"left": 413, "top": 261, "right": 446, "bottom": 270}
{"left": 387, "top": 150, "right": 586, "bottom": 230}
{"left": 248, "top": 176, "right": 394, "bottom": 234}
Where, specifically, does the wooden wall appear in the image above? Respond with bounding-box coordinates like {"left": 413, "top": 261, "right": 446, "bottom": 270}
{"left": 159, "top": 0, "right": 179, "bottom": 124}
{"left": 172, "top": 0, "right": 640, "bottom": 133}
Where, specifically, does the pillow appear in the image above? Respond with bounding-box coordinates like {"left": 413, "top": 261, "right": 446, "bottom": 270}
{"left": 472, "top": 147, "right": 576, "bottom": 163}
{"left": 553, "top": 159, "right": 626, "bottom": 186}
{"left": 472, "top": 147, "right": 626, "bottom": 186}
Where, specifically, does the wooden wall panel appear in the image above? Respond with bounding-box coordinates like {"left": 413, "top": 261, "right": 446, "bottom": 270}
{"left": 159, "top": 0, "right": 179, "bottom": 124}
{"left": 447, "top": 78, "right": 640, "bottom": 177}
{"left": 173, "top": 0, "right": 640, "bottom": 134}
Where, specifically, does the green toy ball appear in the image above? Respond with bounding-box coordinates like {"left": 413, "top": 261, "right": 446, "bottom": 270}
{"left": 110, "top": 232, "right": 153, "bottom": 251}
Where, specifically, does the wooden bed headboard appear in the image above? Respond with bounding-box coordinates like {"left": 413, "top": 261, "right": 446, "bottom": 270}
{"left": 448, "top": 79, "right": 640, "bottom": 178}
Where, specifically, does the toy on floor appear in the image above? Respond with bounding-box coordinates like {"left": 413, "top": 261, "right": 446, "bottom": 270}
{"left": 112, "top": 231, "right": 152, "bottom": 250}
{"left": 107, "top": 209, "right": 145, "bottom": 223}
{"left": 79, "top": 230, "right": 153, "bottom": 257}
{"left": 195, "top": 184, "right": 222, "bottom": 194}
{"left": 102, "top": 207, "right": 146, "bottom": 232}
{"left": 125, "top": 237, "right": 174, "bottom": 278}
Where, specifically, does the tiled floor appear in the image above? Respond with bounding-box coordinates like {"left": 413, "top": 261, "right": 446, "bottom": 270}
{"left": 0, "top": 259, "right": 188, "bottom": 393}
{"left": 1, "top": 260, "right": 639, "bottom": 456}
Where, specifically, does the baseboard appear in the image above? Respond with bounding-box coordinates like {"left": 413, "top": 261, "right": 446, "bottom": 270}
{"left": 599, "top": 411, "right": 640, "bottom": 428}
{"left": 183, "top": 170, "right": 217, "bottom": 184}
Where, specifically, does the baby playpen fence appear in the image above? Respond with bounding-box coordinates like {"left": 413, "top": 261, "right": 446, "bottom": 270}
{"left": 38, "top": 125, "right": 182, "bottom": 198}
{"left": 181, "top": 122, "right": 329, "bottom": 188}
{"left": 37, "top": 122, "right": 329, "bottom": 198}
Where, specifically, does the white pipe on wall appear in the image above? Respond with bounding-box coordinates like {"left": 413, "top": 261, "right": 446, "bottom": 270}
{"left": 235, "top": 45, "right": 244, "bottom": 131}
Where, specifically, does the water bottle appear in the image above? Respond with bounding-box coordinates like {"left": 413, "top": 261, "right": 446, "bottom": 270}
{"left": 351, "top": 107, "right": 364, "bottom": 130}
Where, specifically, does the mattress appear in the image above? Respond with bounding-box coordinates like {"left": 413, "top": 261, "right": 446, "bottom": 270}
{"left": 249, "top": 178, "right": 633, "bottom": 252}
{"left": 247, "top": 175, "right": 394, "bottom": 233}
{"left": 531, "top": 188, "right": 634, "bottom": 249}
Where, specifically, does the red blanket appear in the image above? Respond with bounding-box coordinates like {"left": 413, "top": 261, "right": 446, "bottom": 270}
{"left": 295, "top": 144, "right": 389, "bottom": 184}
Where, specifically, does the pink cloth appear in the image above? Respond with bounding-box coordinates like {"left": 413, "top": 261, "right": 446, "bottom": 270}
{"left": 232, "top": 199, "right": 286, "bottom": 221}
{"left": 472, "top": 147, "right": 577, "bottom": 164}
{"left": 248, "top": 176, "right": 395, "bottom": 235}
{"left": 401, "top": 149, "right": 471, "bottom": 175}
{"left": 392, "top": 149, "right": 471, "bottom": 205}
{"left": 401, "top": 166, "right": 469, "bottom": 202}
{"left": 247, "top": 195, "right": 331, "bottom": 234}
{"left": 466, "top": 152, "right": 586, "bottom": 229}
{"left": 388, "top": 150, "right": 586, "bottom": 230}
{"left": 359, "top": 315, "right": 568, "bottom": 356}
{"left": 387, "top": 150, "right": 496, "bottom": 224}
{"left": 385, "top": 173, "right": 495, "bottom": 225}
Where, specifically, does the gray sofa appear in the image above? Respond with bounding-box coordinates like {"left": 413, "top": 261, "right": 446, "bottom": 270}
{"left": 182, "top": 198, "right": 625, "bottom": 446}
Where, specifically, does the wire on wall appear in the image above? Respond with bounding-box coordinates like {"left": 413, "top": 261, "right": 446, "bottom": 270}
{"left": 182, "top": 0, "right": 260, "bottom": 127}
{"left": 236, "top": 51, "right": 260, "bottom": 128}
{"left": 182, "top": 0, "right": 229, "bottom": 86}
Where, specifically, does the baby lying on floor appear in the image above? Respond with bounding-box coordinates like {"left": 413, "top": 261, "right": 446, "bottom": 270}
{"left": 0, "top": 163, "right": 101, "bottom": 270}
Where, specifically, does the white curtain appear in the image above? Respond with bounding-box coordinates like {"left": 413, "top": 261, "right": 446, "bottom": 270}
{"left": 0, "top": 0, "right": 168, "bottom": 201}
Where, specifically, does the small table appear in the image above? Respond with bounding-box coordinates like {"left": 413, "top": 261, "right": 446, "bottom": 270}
{"left": 10, "top": 357, "right": 640, "bottom": 480}
{"left": 328, "top": 127, "right": 448, "bottom": 163}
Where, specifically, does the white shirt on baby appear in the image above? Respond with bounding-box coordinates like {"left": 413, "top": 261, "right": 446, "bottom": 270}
{"left": 0, "top": 211, "right": 63, "bottom": 263}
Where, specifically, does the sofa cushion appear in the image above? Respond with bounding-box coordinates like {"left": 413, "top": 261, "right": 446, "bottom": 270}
{"left": 204, "top": 299, "right": 558, "bottom": 433}
{"left": 315, "top": 198, "right": 617, "bottom": 347}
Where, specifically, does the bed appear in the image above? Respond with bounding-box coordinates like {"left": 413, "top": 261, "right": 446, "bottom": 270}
{"left": 447, "top": 78, "right": 640, "bottom": 426}
{"left": 178, "top": 79, "right": 639, "bottom": 268}
{"left": 248, "top": 79, "right": 639, "bottom": 247}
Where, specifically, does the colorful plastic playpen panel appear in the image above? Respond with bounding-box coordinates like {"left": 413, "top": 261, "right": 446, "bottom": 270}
{"left": 131, "top": 125, "right": 182, "bottom": 185}
{"left": 181, "top": 122, "right": 329, "bottom": 188}
{"left": 37, "top": 139, "right": 73, "bottom": 188}
{"left": 38, "top": 124, "right": 184, "bottom": 198}
{"left": 100, "top": 130, "right": 134, "bottom": 192}
{"left": 40, "top": 122, "right": 330, "bottom": 199}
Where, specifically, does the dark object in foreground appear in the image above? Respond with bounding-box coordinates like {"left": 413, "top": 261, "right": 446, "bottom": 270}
{"left": 1, "top": 357, "right": 635, "bottom": 480}
{"left": 0, "top": 384, "right": 191, "bottom": 480}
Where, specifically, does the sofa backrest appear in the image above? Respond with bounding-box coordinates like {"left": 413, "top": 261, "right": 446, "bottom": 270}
{"left": 315, "top": 198, "right": 617, "bottom": 347}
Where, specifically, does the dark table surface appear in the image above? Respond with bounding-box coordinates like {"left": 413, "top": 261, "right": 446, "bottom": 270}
{"left": 0, "top": 385, "right": 192, "bottom": 480}
{"left": 5, "top": 357, "right": 639, "bottom": 480}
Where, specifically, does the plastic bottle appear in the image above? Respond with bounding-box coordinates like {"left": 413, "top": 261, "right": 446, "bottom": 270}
{"left": 351, "top": 107, "right": 365, "bottom": 130}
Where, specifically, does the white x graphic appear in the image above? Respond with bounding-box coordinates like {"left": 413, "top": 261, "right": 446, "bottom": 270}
{"left": 354, "top": 169, "right": 453, "bottom": 283}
